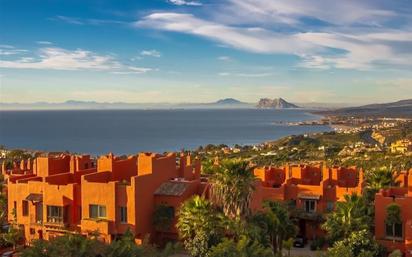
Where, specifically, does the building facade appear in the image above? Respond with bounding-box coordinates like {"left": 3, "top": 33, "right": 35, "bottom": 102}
{"left": 252, "top": 163, "right": 363, "bottom": 239}
{"left": 4, "top": 152, "right": 203, "bottom": 244}
{"left": 375, "top": 171, "right": 412, "bottom": 257}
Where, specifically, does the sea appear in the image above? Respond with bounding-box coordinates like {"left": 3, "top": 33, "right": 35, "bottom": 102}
{"left": 0, "top": 109, "right": 331, "bottom": 155}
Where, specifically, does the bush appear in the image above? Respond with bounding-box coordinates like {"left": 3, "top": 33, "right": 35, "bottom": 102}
{"left": 310, "top": 237, "right": 325, "bottom": 251}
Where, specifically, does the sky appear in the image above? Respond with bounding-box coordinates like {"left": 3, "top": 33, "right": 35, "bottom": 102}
{"left": 0, "top": 0, "right": 411, "bottom": 104}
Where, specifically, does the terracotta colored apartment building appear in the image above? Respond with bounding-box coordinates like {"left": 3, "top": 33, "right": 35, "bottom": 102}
{"left": 252, "top": 163, "right": 363, "bottom": 238}
{"left": 375, "top": 171, "right": 412, "bottom": 257}
{"left": 3, "top": 152, "right": 205, "bottom": 243}
{"left": 3, "top": 154, "right": 412, "bottom": 256}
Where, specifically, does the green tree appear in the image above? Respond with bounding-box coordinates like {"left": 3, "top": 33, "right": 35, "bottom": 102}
{"left": 106, "top": 229, "right": 142, "bottom": 257}
{"left": 210, "top": 159, "right": 256, "bottom": 219}
{"left": 2, "top": 221, "right": 23, "bottom": 250}
{"left": 388, "top": 250, "right": 402, "bottom": 257}
{"left": 251, "top": 201, "right": 296, "bottom": 255}
{"left": 322, "top": 194, "right": 369, "bottom": 243}
{"left": 209, "top": 236, "right": 274, "bottom": 257}
{"left": 22, "top": 233, "right": 106, "bottom": 257}
{"left": 177, "top": 196, "right": 223, "bottom": 257}
{"left": 365, "top": 167, "right": 400, "bottom": 193}
{"left": 326, "top": 230, "right": 384, "bottom": 257}
{"left": 363, "top": 167, "right": 400, "bottom": 229}
{"left": 385, "top": 203, "right": 402, "bottom": 242}
{"left": 0, "top": 193, "right": 7, "bottom": 226}
{"left": 282, "top": 238, "right": 293, "bottom": 257}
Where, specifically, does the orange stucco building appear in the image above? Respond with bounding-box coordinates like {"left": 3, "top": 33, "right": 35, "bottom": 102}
{"left": 374, "top": 171, "right": 412, "bottom": 257}
{"left": 252, "top": 163, "right": 363, "bottom": 239}
{"left": 4, "top": 153, "right": 411, "bottom": 255}
{"left": 4, "top": 152, "right": 204, "bottom": 244}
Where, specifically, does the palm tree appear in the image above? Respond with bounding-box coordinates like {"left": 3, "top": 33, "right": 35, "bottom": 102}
{"left": 363, "top": 166, "right": 401, "bottom": 230}
{"left": 365, "top": 167, "right": 400, "bottom": 193}
{"left": 177, "top": 196, "right": 223, "bottom": 257}
{"left": 322, "top": 194, "right": 369, "bottom": 243}
{"left": 260, "top": 201, "right": 296, "bottom": 255}
{"left": 209, "top": 159, "right": 256, "bottom": 219}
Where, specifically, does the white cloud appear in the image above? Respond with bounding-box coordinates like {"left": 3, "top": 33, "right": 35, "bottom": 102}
{"left": 218, "top": 72, "right": 274, "bottom": 77}
{"left": 0, "top": 45, "right": 28, "bottom": 56}
{"left": 168, "top": 0, "right": 202, "bottom": 6}
{"left": 0, "top": 47, "right": 120, "bottom": 70}
{"left": 0, "top": 45, "right": 15, "bottom": 49}
{"left": 136, "top": 12, "right": 412, "bottom": 70}
{"left": 225, "top": 0, "right": 395, "bottom": 26}
{"left": 111, "top": 67, "right": 154, "bottom": 74}
{"left": 36, "top": 41, "right": 53, "bottom": 45}
{"left": 0, "top": 47, "right": 154, "bottom": 74}
{"left": 140, "top": 49, "right": 161, "bottom": 57}
{"left": 53, "top": 15, "right": 127, "bottom": 26}
{"left": 217, "top": 56, "right": 231, "bottom": 61}
{"left": 136, "top": 13, "right": 312, "bottom": 54}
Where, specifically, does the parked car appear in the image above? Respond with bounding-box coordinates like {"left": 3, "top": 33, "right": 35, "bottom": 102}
{"left": 1, "top": 251, "right": 15, "bottom": 257}
{"left": 293, "top": 235, "right": 307, "bottom": 248}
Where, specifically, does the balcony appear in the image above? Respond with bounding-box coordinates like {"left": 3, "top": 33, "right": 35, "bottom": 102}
{"left": 81, "top": 218, "right": 110, "bottom": 235}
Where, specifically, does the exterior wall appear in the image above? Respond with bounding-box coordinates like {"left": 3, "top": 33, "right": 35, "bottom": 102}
{"left": 7, "top": 179, "right": 79, "bottom": 242}
{"left": 154, "top": 179, "right": 202, "bottom": 237}
{"left": 252, "top": 163, "right": 362, "bottom": 239}
{"left": 133, "top": 153, "right": 179, "bottom": 240}
{"left": 375, "top": 183, "right": 412, "bottom": 257}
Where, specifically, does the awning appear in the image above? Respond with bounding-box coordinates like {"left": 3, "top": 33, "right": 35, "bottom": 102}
{"left": 154, "top": 181, "right": 189, "bottom": 196}
{"left": 25, "top": 193, "right": 43, "bottom": 202}
{"left": 298, "top": 194, "right": 321, "bottom": 200}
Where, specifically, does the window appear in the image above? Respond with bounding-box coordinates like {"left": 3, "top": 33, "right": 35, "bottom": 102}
{"left": 22, "top": 200, "right": 29, "bottom": 216}
{"left": 119, "top": 207, "right": 127, "bottom": 223}
{"left": 36, "top": 203, "right": 43, "bottom": 223}
{"left": 13, "top": 201, "right": 17, "bottom": 217}
{"left": 326, "top": 201, "right": 334, "bottom": 212}
{"left": 89, "top": 204, "right": 106, "bottom": 219}
{"left": 386, "top": 223, "right": 403, "bottom": 239}
{"left": 47, "top": 205, "right": 63, "bottom": 223}
{"left": 304, "top": 200, "right": 316, "bottom": 213}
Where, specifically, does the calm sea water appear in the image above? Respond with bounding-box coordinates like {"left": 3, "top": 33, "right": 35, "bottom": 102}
{"left": 0, "top": 109, "right": 331, "bottom": 155}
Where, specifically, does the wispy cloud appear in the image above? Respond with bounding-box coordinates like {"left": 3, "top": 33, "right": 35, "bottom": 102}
{"left": 168, "top": 0, "right": 202, "bottom": 6}
{"left": 136, "top": 10, "right": 412, "bottom": 70}
{"left": 0, "top": 45, "right": 28, "bottom": 56}
{"left": 217, "top": 56, "right": 232, "bottom": 61}
{"left": 140, "top": 49, "right": 161, "bottom": 58}
{"left": 224, "top": 0, "right": 396, "bottom": 26}
{"left": 36, "top": 41, "right": 53, "bottom": 45}
{"left": 52, "top": 15, "right": 127, "bottom": 26}
{"left": 218, "top": 72, "right": 274, "bottom": 77}
{"left": 0, "top": 47, "right": 154, "bottom": 74}
{"left": 111, "top": 67, "right": 154, "bottom": 74}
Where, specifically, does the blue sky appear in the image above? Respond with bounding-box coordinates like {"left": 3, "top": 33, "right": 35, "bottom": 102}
{"left": 0, "top": 0, "right": 411, "bottom": 104}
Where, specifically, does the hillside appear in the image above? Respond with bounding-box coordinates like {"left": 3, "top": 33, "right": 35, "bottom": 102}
{"left": 317, "top": 99, "right": 412, "bottom": 118}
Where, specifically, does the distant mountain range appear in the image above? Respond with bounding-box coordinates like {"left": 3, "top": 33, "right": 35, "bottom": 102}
{"left": 2, "top": 99, "right": 410, "bottom": 117}
{"left": 0, "top": 99, "right": 252, "bottom": 110}
{"left": 316, "top": 99, "right": 412, "bottom": 118}
{"left": 256, "top": 98, "right": 300, "bottom": 109}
